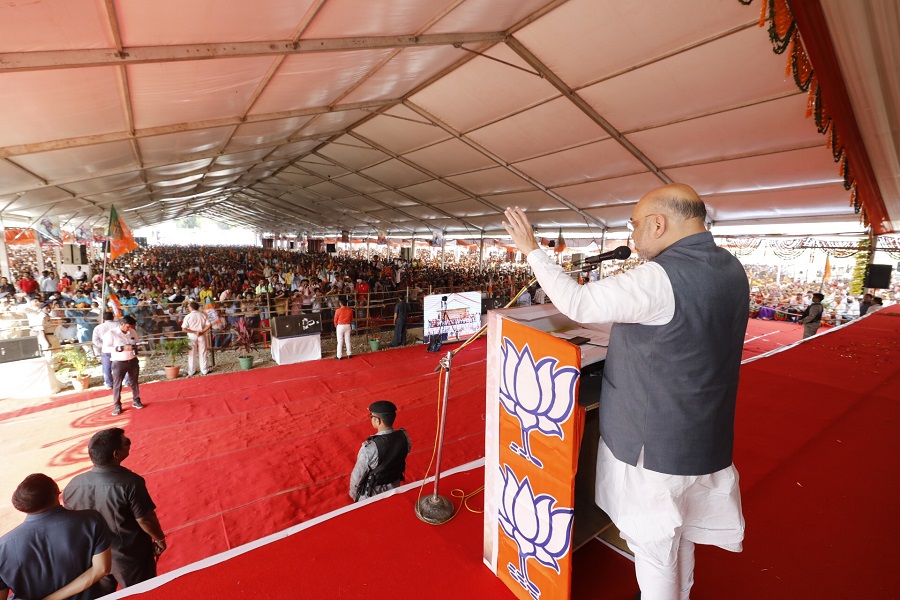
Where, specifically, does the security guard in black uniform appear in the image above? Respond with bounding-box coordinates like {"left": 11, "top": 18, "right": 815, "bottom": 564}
{"left": 349, "top": 401, "right": 412, "bottom": 502}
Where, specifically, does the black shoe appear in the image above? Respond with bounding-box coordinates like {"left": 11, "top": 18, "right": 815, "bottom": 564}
{"left": 112, "top": 405, "right": 122, "bottom": 416}
{"left": 335, "top": 356, "right": 342, "bottom": 360}
{"left": 132, "top": 401, "right": 144, "bottom": 410}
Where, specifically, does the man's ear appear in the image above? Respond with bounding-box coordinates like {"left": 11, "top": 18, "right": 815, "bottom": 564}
{"left": 651, "top": 214, "right": 667, "bottom": 239}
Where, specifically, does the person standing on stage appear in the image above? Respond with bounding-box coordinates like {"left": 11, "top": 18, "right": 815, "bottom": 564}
{"left": 798, "top": 292, "right": 825, "bottom": 339}
{"left": 102, "top": 316, "right": 143, "bottom": 415}
{"left": 503, "top": 183, "right": 748, "bottom": 600}
{"left": 391, "top": 294, "right": 409, "bottom": 347}
{"left": 333, "top": 295, "right": 353, "bottom": 360}
{"left": 181, "top": 301, "right": 210, "bottom": 376}
{"left": 349, "top": 401, "right": 411, "bottom": 502}
{"left": 64, "top": 428, "right": 166, "bottom": 592}
{"left": 0, "top": 473, "right": 112, "bottom": 600}
{"left": 92, "top": 312, "right": 118, "bottom": 386}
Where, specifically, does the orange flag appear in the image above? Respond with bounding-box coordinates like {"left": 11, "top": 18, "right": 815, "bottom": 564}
{"left": 823, "top": 255, "right": 831, "bottom": 281}
{"left": 107, "top": 205, "right": 138, "bottom": 260}
{"left": 555, "top": 228, "right": 566, "bottom": 253}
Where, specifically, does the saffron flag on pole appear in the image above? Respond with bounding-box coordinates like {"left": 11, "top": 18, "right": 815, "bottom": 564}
{"left": 107, "top": 205, "right": 139, "bottom": 260}
{"left": 555, "top": 228, "right": 566, "bottom": 253}
{"left": 105, "top": 284, "right": 122, "bottom": 319}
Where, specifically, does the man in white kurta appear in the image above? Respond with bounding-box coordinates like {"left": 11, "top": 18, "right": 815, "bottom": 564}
{"left": 503, "top": 184, "right": 746, "bottom": 600}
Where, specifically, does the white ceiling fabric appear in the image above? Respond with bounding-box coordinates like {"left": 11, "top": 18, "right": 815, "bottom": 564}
{"left": 0, "top": 0, "right": 896, "bottom": 237}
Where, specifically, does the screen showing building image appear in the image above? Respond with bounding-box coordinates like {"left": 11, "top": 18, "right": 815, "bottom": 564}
{"left": 422, "top": 291, "right": 482, "bottom": 343}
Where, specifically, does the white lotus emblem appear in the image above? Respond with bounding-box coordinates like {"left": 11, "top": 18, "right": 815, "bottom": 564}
{"left": 498, "top": 465, "right": 574, "bottom": 599}
{"left": 499, "top": 337, "right": 578, "bottom": 467}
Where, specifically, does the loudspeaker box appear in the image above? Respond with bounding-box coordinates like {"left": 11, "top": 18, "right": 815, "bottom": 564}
{"left": 270, "top": 314, "right": 323, "bottom": 338}
{"left": 0, "top": 337, "right": 41, "bottom": 364}
{"left": 864, "top": 264, "right": 892, "bottom": 289}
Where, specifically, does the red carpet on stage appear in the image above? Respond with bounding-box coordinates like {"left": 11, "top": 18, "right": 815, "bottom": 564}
{"left": 3, "top": 311, "right": 897, "bottom": 598}
{"left": 0, "top": 340, "right": 489, "bottom": 572}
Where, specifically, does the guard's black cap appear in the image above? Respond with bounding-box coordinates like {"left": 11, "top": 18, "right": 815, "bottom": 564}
{"left": 368, "top": 400, "right": 397, "bottom": 417}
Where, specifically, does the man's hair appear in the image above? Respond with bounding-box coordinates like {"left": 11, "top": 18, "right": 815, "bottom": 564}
{"left": 376, "top": 412, "right": 397, "bottom": 427}
{"left": 88, "top": 428, "right": 126, "bottom": 466}
{"left": 120, "top": 315, "right": 137, "bottom": 326}
{"left": 873, "top": 296, "right": 883, "bottom": 305}
{"left": 12, "top": 473, "right": 58, "bottom": 513}
{"left": 190, "top": 301, "right": 200, "bottom": 311}
{"left": 812, "top": 293, "right": 825, "bottom": 301}
{"left": 655, "top": 194, "right": 707, "bottom": 222}
{"left": 338, "top": 295, "right": 348, "bottom": 306}
{"left": 103, "top": 311, "right": 114, "bottom": 321}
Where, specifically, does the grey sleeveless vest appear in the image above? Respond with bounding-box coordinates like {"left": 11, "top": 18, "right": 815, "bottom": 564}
{"left": 600, "top": 232, "right": 749, "bottom": 475}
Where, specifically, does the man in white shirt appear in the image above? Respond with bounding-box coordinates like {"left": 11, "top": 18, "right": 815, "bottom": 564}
{"left": 92, "top": 312, "right": 119, "bottom": 385}
{"left": 39, "top": 270, "right": 59, "bottom": 294}
{"left": 102, "top": 316, "right": 143, "bottom": 415}
{"left": 181, "top": 302, "right": 210, "bottom": 377}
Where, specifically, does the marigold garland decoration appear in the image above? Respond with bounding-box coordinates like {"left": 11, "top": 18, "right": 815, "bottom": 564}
{"left": 771, "top": 238, "right": 808, "bottom": 260}
{"left": 740, "top": 0, "right": 866, "bottom": 226}
{"left": 881, "top": 237, "right": 900, "bottom": 261}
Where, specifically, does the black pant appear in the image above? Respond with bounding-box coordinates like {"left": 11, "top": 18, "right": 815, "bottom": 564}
{"left": 111, "top": 358, "right": 140, "bottom": 408}
{"left": 392, "top": 319, "right": 407, "bottom": 346}
{"left": 96, "top": 549, "right": 156, "bottom": 592}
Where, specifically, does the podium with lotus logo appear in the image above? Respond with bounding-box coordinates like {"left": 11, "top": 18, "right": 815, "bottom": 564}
{"left": 484, "top": 304, "right": 612, "bottom": 600}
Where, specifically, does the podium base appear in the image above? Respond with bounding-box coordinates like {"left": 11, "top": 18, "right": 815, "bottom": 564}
{"left": 416, "top": 494, "right": 454, "bottom": 524}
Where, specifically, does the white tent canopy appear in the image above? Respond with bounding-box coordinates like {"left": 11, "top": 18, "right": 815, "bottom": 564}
{"left": 1, "top": 0, "right": 897, "bottom": 238}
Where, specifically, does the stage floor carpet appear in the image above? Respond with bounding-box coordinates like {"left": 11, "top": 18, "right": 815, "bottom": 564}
{"left": 3, "top": 312, "right": 896, "bottom": 598}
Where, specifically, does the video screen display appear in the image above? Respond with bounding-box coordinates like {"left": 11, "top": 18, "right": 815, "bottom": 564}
{"left": 422, "top": 291, "right": 483, "bottom": 343}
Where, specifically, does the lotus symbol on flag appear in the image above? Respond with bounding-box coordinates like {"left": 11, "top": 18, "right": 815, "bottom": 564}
{"left": 499, "top": 337, "right": 578, "bottom": 467}
{"left": 498, "top": 465, "right": 574, "bottom": 599}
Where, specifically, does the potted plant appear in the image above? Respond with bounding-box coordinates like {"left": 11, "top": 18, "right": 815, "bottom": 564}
{"left": 233, "top": 317, "right": 255, "bottom": 370}
{"left": 367, "top": 327, "right": 382, "bottom": 352}
{"left": 56, "top": 346, "right": 94, "bottom": 391}
{"left": 161, "top": 336, "right": 191, "bottom": 379}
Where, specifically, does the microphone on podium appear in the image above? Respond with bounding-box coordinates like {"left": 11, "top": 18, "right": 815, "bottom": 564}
{"left": 583, "top": 245, "right": 631, "bottom": 264}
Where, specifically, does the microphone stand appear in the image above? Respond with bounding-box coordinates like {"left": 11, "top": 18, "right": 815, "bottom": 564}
{"left": 416, "top": 350, "right": 455, "bottom": 524}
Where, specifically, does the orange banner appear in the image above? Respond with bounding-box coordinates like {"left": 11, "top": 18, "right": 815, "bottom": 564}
{"left": 493, "top": 318, "right": 582, "bottom": 600}
{"left": 4, "top": 229, "right": 36, "bottom": 245}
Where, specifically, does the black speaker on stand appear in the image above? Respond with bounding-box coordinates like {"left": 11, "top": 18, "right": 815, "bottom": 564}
{"left": 863, "top": 264, "right": 892, "bottom": 289}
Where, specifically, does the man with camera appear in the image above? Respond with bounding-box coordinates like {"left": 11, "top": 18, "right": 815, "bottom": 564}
{"left": 102, "top": 315, "right": 144, "bottom": 415}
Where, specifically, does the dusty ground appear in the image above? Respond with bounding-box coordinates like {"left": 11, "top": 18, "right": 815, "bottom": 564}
{"left": 55, "top": 327, "right": 425, "bottom": 391}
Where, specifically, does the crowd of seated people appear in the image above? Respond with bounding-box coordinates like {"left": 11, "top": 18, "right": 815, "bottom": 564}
{"left": 3, "top": 244, "right": 896, "bottom": 350}
{"left": 0, "top": 244, "right": 536, "bottom": 351}
{"left": 743, "top": 264, "right": 896, "bottom": 325}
